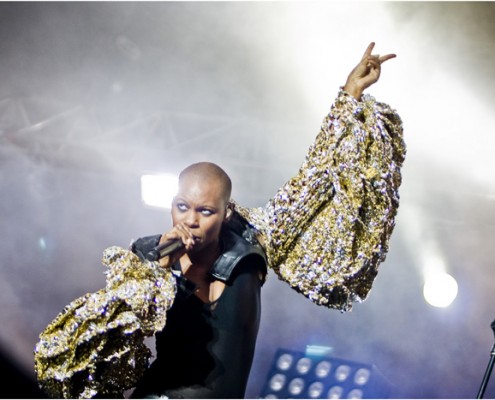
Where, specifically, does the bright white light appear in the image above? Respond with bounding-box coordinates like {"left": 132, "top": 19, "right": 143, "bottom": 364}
{"left": 288, "top": 378, "right": 305, "bottom": 396}
{"left": 269, "top": 374, "right": 286, "bottom": 392}
{"left": 295, "top": 357, "right": 312, "bottom": 374}
{"left": 327, "top": 385, "right": 344, "bottom": 399}
{"left": 285, "top": 2, "right": 393, "bottom": 117}
{"left": 308, "top": 382, "right": 324, "bottom": 398}
{"left": 423, "top": 273, "right": 458, "bottom": 308}
{"left": 335, "top": 364, "right": 351, "bottom": 382}
{"left": 276, "top": 353, "right": 294, "bottom": 371}
{"left": 347, "top": 388, "right": 364, "bottom": 399}
{"left": 354, "top": 368, "right": 371, "bottom": 386}
{"left": 306, "top": 344, "right": 333, "bottom": 357}
{"left": 38, "top": 237, "right": 47, "bottom": 251}
{"left": 315, "top": 360, "right": 332, "bottom": 378}
{"left": 140, "top": 174, "right": 178, "bottom": 209}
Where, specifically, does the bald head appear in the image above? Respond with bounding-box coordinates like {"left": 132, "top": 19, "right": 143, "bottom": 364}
{"left": 178, "top": 162, "right": 232, "bottom": 205}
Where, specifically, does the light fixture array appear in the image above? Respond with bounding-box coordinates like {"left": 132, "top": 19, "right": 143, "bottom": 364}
{"left": 260, "top": 348, "right": 391, "bottom": 399}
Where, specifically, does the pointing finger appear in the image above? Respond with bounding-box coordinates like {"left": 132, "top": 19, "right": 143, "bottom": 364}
{"left": 379, "top": 53, "right": 397, "bottom": 64}
{"left": 361, "top": 42, "right": 375, "bottom": 61}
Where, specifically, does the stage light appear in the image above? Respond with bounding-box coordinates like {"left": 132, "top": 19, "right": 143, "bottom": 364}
{"left": 328, "top": 385, "right": 344, "bottom": 398}
{"left": 348, "top": 388, "right": 364, "bottom": 399}
{"left": 288, "top": 377, "right": 305, "bottom": 396}
{"left": 260, "top": 348, "right": 391, "bottom": 399}
{"left": 140, "top": 173, "right": 178, "bottom": 209}
{"left": 269, "top": 373, "right": 286, "bottom": 391}
{"left": 423, "top": 272, "right": 458, "bottom": 308}
{"left": 306, "top": 344, "right": 333, "bottom": 357}
{"left": 354, "top": 368, "right": 371, "bottom": 385}
{"left": 38, "top": 237, "right": 47, "bottom": 251}
{"left": 276, "top": 353, "right": 294, "bottom": 371}
{"left": 308, "top": 381, "right": 324, "bottom": 398}
{"left": 315, "top": 360, "right": 332, "bottom": 378}
{"left": 296, "top": 357, "right": 312, "bottom": 374}
{"left": 335, "top": 364, "right": 351, "bottom": 382}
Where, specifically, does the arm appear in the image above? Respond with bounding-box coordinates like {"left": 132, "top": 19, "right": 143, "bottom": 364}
{"left": 235, "top": 43, "right": 405, "bottom": 311}
{"left": 34, "top": 246, "right": 177, "bottom": 398}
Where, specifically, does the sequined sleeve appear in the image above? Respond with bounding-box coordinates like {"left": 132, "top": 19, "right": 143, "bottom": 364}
{"left": 34, "top": 246, "right": 177, "bottom": 398}
{"left": 235, "top": 89, "right": 406, "bottom": 311}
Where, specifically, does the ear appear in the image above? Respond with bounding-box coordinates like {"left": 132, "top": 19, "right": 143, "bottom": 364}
{"left": 224, "top": 203, "right": 234, "bottom": 222}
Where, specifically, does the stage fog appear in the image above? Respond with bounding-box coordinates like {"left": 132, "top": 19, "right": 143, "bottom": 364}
{"left": 1, "top": 2, "right": 495, "bottom": 398}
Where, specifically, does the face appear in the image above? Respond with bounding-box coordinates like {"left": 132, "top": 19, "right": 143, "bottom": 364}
{"left": 171, "top": 174, "right": 230, "bottom": 254}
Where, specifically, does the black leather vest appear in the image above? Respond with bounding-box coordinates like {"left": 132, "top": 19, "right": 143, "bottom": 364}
{"left": 130, "top": 213, "right": 267, "bottom": 293}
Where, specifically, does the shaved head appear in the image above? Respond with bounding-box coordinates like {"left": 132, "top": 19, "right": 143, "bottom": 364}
{"left": 178, "top": 162, "right": 232, "bottom": 205}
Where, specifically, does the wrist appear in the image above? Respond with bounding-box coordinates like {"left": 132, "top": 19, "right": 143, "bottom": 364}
{"left": 343, "top": 82, "right": 362, "bottom": 100}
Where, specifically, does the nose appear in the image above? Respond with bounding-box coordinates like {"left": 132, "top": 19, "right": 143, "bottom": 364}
{"left": 183, "top": 210, "right": 199, "bottom": 228}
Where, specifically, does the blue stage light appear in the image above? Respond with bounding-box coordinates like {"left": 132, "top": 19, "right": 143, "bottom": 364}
{"left": 260, "top": 348, "right": 392, "bottom": 399}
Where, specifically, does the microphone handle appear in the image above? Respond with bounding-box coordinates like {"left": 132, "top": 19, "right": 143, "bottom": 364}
{"left": 145, "top": 239, "right": 184, "bottom": 261}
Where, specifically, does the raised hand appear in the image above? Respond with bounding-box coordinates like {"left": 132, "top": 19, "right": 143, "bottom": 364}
{"left": 343, "top": 42, "right": 396, "bottom": 100}
{"left": 157, "top": 223, "right": 196, "bottom": 268}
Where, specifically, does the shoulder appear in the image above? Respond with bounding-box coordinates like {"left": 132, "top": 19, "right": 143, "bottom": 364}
{"left": 130, "top": 234, "right": 162, "bottom": 260}
{"left": 210, "top": 224, "right": 267, "bottom": 284}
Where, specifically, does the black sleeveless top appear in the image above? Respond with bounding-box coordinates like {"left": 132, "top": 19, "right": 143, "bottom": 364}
{"left": 131, "top": 221, "right": 266, "bottom": 398}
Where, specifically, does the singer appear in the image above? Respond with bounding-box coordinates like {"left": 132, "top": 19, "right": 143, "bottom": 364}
{"left": 129, "top": 42, "right": 404, "bottom": 399}
{"left": 130, "top": 162, "right": 267, "bottom": 398}
{"left": 34, "top": 42, "right": 405, "bottom": 399}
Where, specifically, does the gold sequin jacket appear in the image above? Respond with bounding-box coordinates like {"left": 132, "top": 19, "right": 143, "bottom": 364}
{"left": 34, "top": 89, "right": 405, "bottom": 398}
{"left": 236, "top": 88, "right": 405, "bottom": 311}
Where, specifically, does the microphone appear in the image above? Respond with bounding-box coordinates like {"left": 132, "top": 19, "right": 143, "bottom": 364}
{"left": 145, "top": 239, "right": 185, "bottom": 262}
{"left": 476, "top": 318, "right": 495, "bottom": 399}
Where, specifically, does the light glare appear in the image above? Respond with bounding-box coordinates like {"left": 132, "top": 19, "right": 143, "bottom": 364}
{"left": 140, "top": 174, "right": 178, "bottom": 209}
{"left": 423, "top": 273, "right": 458, "bottom": 308}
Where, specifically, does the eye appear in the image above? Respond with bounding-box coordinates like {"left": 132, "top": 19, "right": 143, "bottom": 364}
{"left": 176, "top": 203, "right": 188, "bottom": 212}
{"left": 200, "top": 209, "right": 214, "bottom": 216}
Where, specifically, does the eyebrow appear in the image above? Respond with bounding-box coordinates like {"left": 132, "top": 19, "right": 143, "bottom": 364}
{"left": 173, "top": 197, "right": 220, "bottom": 210}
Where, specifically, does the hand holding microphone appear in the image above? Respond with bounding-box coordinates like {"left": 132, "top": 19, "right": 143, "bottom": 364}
{"left": 145, "top": 223, "right": 198, "bottom": 267}
{"left": 145, "top": 239, "right": 185, "bottom": 261}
